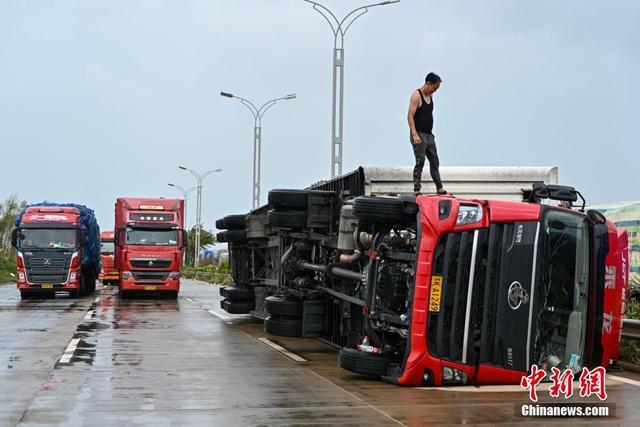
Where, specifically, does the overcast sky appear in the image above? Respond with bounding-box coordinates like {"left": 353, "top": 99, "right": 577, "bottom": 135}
{"left": 1, "top": 0, "right": 637, "bottom": 230}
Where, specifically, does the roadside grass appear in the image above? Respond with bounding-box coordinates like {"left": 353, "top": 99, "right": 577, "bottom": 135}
{"left": 0, "top": 255, "right": 16, "bottom": 283}
{"left": 182, "top": 262, "right": 231, "bottom": 285}
{"left": 621, "top": 300, "right": 640, "bottom": 364}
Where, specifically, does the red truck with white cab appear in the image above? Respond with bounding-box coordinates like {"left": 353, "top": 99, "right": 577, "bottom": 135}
{"left": 99, "top": 230, "right": 119, "bottom": 285}
{"left": 114, "top": 198, "right": 186, "bottom": 299}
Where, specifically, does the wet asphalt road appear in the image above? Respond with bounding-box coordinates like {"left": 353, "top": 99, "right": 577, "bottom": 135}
{"left": 1, "top": 280, "right": 639, "bottom": 426}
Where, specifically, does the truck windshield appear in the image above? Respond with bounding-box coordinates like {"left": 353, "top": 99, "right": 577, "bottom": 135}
{"left": 19, "top": 228, "right": 77, "bottom": 250}
{"left": 125, "top": 228, "right": 178, "bottom": 246}
{"left": 533, "top": 210, "right": 590, "bottom": 373}
{"left": 101, "top": 241, "right": 115, "bottom": 254}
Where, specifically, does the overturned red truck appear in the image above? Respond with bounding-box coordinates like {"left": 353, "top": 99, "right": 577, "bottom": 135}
{"left": 114, "top": 198, "right": 186, "bottom": 299}
{"left": 217, "top": 167, "right": 629, "bottom": 386}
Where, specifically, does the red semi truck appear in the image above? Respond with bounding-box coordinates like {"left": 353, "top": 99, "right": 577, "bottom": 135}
{"left": 99, "top": 230, "right": 119, "bottom": 285}
{"left": 12, "top": 204, "right": 101, "bottom": 299}
{"left": 218, "top": 175, "right": 629, "bottom": 387}
{"left": 114, "top": 198, "right": 186, "bottom": 299}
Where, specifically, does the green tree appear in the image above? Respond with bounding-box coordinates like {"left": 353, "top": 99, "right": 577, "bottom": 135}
{"left": 0, "top": 195, "right": 27, "bottom": 256}
{"left": 0, "top": 195, "right": 27, "bottom": 282}
{"left": 186, "top": 226, "right": 215, "bottom": 266}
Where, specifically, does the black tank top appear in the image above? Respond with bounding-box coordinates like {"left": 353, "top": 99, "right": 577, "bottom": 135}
{"left": 414, "top": 89, "right": 434, "bottom": 134}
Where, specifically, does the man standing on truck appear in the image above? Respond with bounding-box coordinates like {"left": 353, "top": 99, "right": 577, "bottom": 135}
{"left": 407, "top": 72, "right": 447, "bottom": 196}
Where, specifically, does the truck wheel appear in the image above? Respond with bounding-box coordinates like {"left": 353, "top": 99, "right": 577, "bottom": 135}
{"left": 215, "top": 218, "right": 226, "bottom": 230}
{"left": 20, "top": 291, "right": 31, "bottom": 300}
{"left": 265, "top": 295, "right": 303, "bottom": 317}
{"left": 263, "top": 316, "right": 303, "bottom": 337}
{"left": 216, "top": 231, "right": 227, "bottom": 243}
{"left": 69, "top": 289, "right": 80, "bottom": 299}
{"left": 266, "top": 210, "right": 307, "bottom": 228}
{"left": 222, "top": 285, "right": 253, "bottom": 301}
{"left": 339, "top": 348, "right": 390, "bottom": 377}
{"left": 221, "top": 299, "right": 254, "bottom": 314}
{"left": 222, "top": 214, "right": 246, "bottom": 230}
{"left": 167, "top": 291, "right": 178, "bottom": 300}
{"left": 224, "top": 230, "right": 247, "bottom": 242}
{"left": 353, "top": 196, "right": 416, "bottom": 224}
{"left": 119, "top": 290, "right": 130, "bottom": 300}
{"left": 268, "top": 189, "right": 308, "bottom": 210}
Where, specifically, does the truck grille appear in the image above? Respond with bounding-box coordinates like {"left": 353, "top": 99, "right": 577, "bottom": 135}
{"left": 427, "top": 229, "right": 489, "bottom": 364}
{"left": 25, "top": 254, "right": 71, "bottom": 284}
{"left": 130, "top": 258, "right": 172, "bottom": 268}
{"left": 427, "top": 221, "right": 538, "bottom": 372}
{"left": 131, "top": 271, "right": 169, "bottom": 281}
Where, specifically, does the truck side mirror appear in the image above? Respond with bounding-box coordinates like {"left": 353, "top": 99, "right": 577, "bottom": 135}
{"left": 114, "top": 228, "right": 125, "bottom": 246}
{"left": 180, "top": 229, "right": 188, "bottom": 250}
{"left": 11, "top": 229, "right": 18, "bottom": 248}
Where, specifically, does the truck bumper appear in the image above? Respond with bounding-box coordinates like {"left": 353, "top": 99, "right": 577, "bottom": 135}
{"left": 119, "top": 277, "right": 180, "bottom": 293}
{"left": 16, "top": 268, "right": 80, "bottom": 291}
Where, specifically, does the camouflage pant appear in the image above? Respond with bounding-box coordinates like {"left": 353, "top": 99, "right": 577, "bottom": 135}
{"left": 411, "top": 132, "right": 442, "bottom": 192}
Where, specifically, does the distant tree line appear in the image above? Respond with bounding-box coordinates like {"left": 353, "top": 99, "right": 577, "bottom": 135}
{"left": 0, "top": 195, "right": 27, "bottom": 281}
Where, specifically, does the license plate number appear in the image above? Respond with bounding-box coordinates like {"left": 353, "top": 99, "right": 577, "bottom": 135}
{"left": 42, "top": 284, "right": 53, "bottom": 289}
{"left": 429, "top": 276, "right": 443, "bottom": 312}
{"left": 144, "top": 286, "right": 157, "bottom": 291}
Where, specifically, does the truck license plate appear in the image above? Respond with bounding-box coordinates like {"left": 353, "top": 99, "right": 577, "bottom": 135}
{"left": 42, "top": 284, "right": 53, "bottom": 289}
{"left": 428, "top": 276, "right": 443, "bottom": 312}
{"left": 144, "top": 286, "right": 157, "bottom": 291}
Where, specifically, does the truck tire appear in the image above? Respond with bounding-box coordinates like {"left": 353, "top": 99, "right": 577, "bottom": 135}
{"left": 353, "top": 196, "right": 416, "bottom": 224}
{"left": 221, "top": 299, "right": 255, "bottom": 314}
{"left": 265, "top": 295, "right": 303, "bottom": 317}
{"left": 339, "top": 348, "right": 390, "bottom": 377}
{"left": 119, "top": 290, "right": 130, "bottom": 300}
{"left": 222, "top": 285, "right": 253, "bottom": 301}
{"left": 267, "top": 210, "right": 307, "bottom": 228}
{"left": 216, "top": 231, "right": 227, "bottom": 242}
{"left": 268, "top": 189, "right": 308, "bottom": 210}
{"left": 167, "top": 291, "right": 178, "bottom": 300}
{"left": 222, "top": 214, "right": 246, "bottom": 230}
{"left": 224, "top": 229, "right": 247, "bottom": 242}
{"left": 69, "top": 289, "right": 80, "bottom": 299}
{"left": 263, "top": 316, "right": 303, "bottom": 337}
{"left": 215, "top": 218, "right": 226, "bottom": 230}
{"left": 20, "top": 291, "right": 31, "bottom": 300}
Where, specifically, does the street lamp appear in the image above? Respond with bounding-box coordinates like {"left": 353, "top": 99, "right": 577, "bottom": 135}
{"left": 168, "top": 183, "right": 196, "bottom": 265}
{"left": 167, "top": 183, "right": 196, "bottom": 229}
{"left": 221, "top": 91, "right": 296, "bottom": 209}
{"left": 304, "top": 0, "right": 400, "bottom": 178}
{"left": 178, "top": 166, "right": 222, "bottom": 268}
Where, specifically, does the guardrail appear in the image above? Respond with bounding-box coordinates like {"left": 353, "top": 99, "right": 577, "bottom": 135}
{"left": 622, "top": 319, "right": 640, "bottom": 340}
{"left": 181, "top": 270, "right": 231, "bottom": 284}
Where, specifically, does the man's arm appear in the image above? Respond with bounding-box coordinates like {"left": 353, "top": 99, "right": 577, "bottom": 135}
{"left": 407, "top": 91, "right": 421, "bottom": 144}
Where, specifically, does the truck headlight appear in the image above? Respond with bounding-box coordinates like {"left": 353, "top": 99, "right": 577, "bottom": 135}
{"left": 18, "top": 272, "right": 25, "bottom": 282}
{"left": 70, "top": 272, "right": 77, "bottom": 281}
{"left": 456, "top": 204, "right": 483, "bottom": 226}
{"left": 442, "top": 366, "right": 468, "bottom": 385}
{"left": 122, "top": 271, "right": 132, "bottom": 279}
{"left": 169, "top": 272, "right": 180, "bottom": 279}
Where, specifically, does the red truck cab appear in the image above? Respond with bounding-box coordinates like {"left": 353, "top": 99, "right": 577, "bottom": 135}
{"left": 395, "top": 194, "right": 628, "bottom": 386}
{"left": 114, "top": 198, "right": 186, "bottom": 299}
{"left": 13, "top": 206, "right": 97, "bottom": 298}
{"left": 99, "top": 230, "right": 119, "bottom": 285}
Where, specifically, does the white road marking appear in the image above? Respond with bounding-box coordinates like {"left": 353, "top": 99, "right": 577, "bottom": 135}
{"left": 207, "top": 309, "right": 233, "bottom": 321}
{"left": 59, "top": 338, "right": 81, "bottom": 364}
{"left": 257, "top": 337, "right": 307, "bottom": 363}
{"left": 83, "top": 310, "right": 94, "bottom": 321}
{"left": 608, "top": 375, "right": 640, "bottom": 387}
{"left": 306, "top": 369, "right": 406, "bottom": 426}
